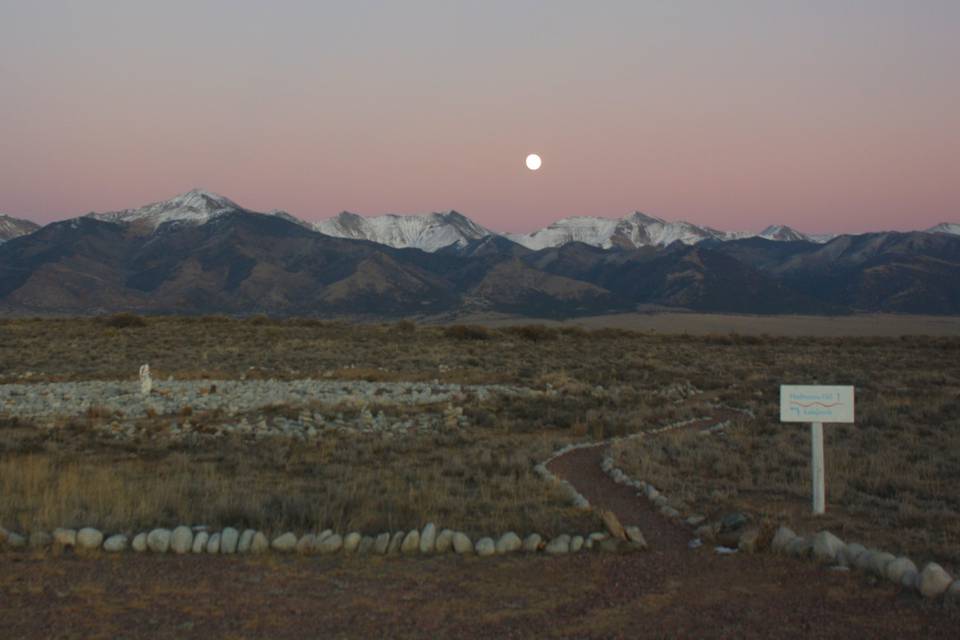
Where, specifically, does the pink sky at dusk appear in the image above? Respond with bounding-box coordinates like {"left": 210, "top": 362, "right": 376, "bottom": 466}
{"left": 1, "top": 1, "right": 957, "bottom": 235}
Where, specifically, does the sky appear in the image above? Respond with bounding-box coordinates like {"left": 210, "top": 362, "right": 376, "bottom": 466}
{"left": 1, "top": 0, "right": 958, "bottom": 234}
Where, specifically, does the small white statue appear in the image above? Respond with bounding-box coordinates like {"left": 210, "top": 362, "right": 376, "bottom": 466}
{"left": 139, "top": 364, "right": 152, "bottom": 396}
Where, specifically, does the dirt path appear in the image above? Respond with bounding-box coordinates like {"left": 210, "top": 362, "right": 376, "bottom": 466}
{"left": 1, "top": 415, "right": 957, "bottom": 638}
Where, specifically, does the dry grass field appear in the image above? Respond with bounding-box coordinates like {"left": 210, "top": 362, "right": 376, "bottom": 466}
{"left": 1, "top": 315, "right": 959, "bottom": 575}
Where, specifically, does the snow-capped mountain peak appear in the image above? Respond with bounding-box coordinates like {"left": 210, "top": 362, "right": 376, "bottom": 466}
{"left": 0, "top": 214, "right": 40, "bottom": 242}
{"left": 506, "top": 211, "right": 721, "bottom": 250}
{"left": 313, "top": 209, "right": 494, "bottom": 251}
{"left": 928, "top": 222, "right": 960, "bottom": 236}
{"left": 757, "top": 224, "right": 810, "bottom": 242}
{"left": 86, "top": 188, "right": 249, "bottom": 229}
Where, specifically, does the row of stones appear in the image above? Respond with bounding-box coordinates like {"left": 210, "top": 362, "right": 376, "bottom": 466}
{"left": 595, "top": 423, "right": 960, "bottom": 604}
{"left": 771, "top": 526, "right": 960, "bottom": 603}
{"left": 532, "top": 416, "right": 724, "bottom": 516}
{"left": 533, "top": 442, "right": 594, "bottom": 510}
{"left": 601, "top": 417, "right": 725, "bottom": 530}
{"left": 0, "top": 523, "right": 644, "bottom": 558}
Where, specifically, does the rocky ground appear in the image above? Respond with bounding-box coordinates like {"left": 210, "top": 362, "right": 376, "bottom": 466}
{"left": 0, "top": 378, "right": 538, "bottom": 441}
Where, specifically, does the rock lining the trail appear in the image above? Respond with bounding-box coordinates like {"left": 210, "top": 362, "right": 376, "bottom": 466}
{"left": 0, "top": 523, "right": 628, "bottom": 563}
{"left": 542, "top": 409, "right": 960, "bottom": 606}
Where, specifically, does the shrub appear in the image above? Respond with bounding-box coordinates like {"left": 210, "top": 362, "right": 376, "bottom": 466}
{"left": 443, "top": 324, "right": 491, "bottom": 340}
{"left": 505, "top": 325, "right": 556, "bottom": 342}
{"left": 101, "top": 312, "right": 147, "bottom": 329}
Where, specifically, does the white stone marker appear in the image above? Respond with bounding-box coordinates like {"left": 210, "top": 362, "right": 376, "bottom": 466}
{"left": 139, "top": 364, "right": 152, "bottom": 396}
{"left": 780, "top": 385, "right": 854, "bottom": 515}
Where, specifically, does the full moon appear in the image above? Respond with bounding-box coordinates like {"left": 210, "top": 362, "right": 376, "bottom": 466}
{"left": 525, "top": 153, "right": 542, "bottom": 171}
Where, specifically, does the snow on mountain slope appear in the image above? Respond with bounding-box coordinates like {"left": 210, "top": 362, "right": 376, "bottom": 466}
{"left": 86, "top": 189, "right": 264, "bottom": 230}
{"left": 313, "top": 210, "right": 494, "bottom": 251}
{"left": 928, "top": 222, "right": 960, "bottom": 236}
{"left": 756, "top": 225, "right": 810, "bottom": 242}
{"left": 507, "top": 212, "right": 724, "bottom": 250}
{"left": 0, "top": 214, "right": 40, "bottom": 242}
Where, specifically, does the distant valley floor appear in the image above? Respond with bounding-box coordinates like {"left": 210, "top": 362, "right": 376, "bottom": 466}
{"left": 446, "top": 312, "right": 960, "bottom": 337}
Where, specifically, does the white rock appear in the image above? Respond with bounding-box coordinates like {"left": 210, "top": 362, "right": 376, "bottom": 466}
{"left": 770, "top": 526, "right": 797, "bottom": 553}
{"left": 251, "top": 532, "right": 269, "bottom": 553}
{"left": 435, "top": 529, "right": 454, "bottom": 553}
{"left": 945, "top": 580, "right": 960, "bottom": 606}
{"left": 545, "top": 534, "right": 571, "bottom": 555}
{"left": 811, "top": 531, "right": 845, "bottom": 564}
{"left": 238, "top": 529, "right": 256, "bottom": 553}
{"left": 854, "top": 550, "right": 877, "bottom": 571}
{"left": 917, "top": 563, "right": 953, "bottom": 599}
{"left": 29, "top": 531, "right": 52, "bottom": 549}
{"left": 901, "top": 569, "right": 918, "bottom": 590}
{"left": 452, "top": 532, "right": 473, "bottom": 554}
{"left": 192, "top": 531, "right": 209, "bottom": 553}
{"left": 147, "top": 528, "right": 171, "bottom": 553}
{"left": 296, "top": 533, "right": 317, "bottom": 555}
{"left": 76, "top": 527, "right": 104, "bottom": 551}
{"left": 316, "top": 529, "right": 333, "bottom": 543}
{"left": 401, "top": 530, "right": 420, "bottom": 554}
{"left": 271, "top": 532, "right": 297, "bottom": 553}
{"left": 661, "top": 506, "right": 681, "bottom": 519}
{"left": 374, "top": 532, "right": 391, "bottom": 555}
{"left": 419, "top": 523, "right": 436, "bottom": 554}
{"left": 868, "top": 552, "right": 896, "bottom": 578}
{"left": 388, "top": 531, "right": 405, "bottom": 554}
{"left": 318, "top": 533, "right": 343, "bottom": 554}
{"left": 884, "top": 557, "right": 918, "bottom": 584}
{"left": 221, "top": 527, "right": 240, "bottom": 554}
{"left": 53, "top": 528, "right": 77, "bottom": 548}
{"left": 206, "top": 532, "right": 221, "bottom": 554}
{"left": 785, "top": 536, "right": 811, "bottom": 558}
{"left": 839, "top": 542, "right": 866, "bottom": 567}
{"left": 625, "top": 526, "right": 648, "bottom": 550}
{"left": 343, "top": 532, "right": 362, "bottom": 553}
{"left": 170, "top": 526, "right": 193, "bottom": 554}
{"left": 132, "top": 532, "right": 148, "bottom": 552}
{"left": 570, "top": 535, "right": 584, "bottom": 552}
{"left": 522, "top": 533, "right": 542, "bottom": 552}
{"left": 6, "top": 532, "right": 26, "bottom": 549}
{"left": 103, "top": 534, "right": 128, "bottom": 553}
{"left": 475, "top": 537, "right": 496, "bottom": 556}
{"left": 495, "top": 532, "right": 522, "bottom": 554}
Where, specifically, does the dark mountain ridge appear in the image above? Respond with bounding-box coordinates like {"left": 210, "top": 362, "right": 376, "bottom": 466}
{"left": 2, "top": 211, "right": 960, "bottom": 317}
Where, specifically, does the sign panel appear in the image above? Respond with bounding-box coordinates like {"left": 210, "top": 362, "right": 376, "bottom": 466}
{"left": 780, "top": 385, "right": 854, "bottom": 423}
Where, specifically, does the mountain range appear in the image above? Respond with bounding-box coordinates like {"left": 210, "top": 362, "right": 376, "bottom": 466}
{"left": 1, "top": 189, "right": 958, "bottom": 317}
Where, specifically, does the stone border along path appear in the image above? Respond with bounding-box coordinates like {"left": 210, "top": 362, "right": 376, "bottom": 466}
{"left": 544, "top": 407, "right": 960, "bottom": 607}
{"left": 1, "top": 397, "right": 956, "bottom": 606}
{"left": 0, "top": 523, "right": 641, "bottom": 559}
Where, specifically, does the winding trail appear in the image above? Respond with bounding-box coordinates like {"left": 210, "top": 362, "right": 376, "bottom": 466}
{"left": 1, "top": 412, "right": 957, "bottom": 638}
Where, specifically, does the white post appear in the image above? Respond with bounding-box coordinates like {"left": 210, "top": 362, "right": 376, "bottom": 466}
{"left": 811, "top": 422, "right": 825, "bottom": 515}
{"left": 139, "top": 364, "right": 152, "bottom": 396}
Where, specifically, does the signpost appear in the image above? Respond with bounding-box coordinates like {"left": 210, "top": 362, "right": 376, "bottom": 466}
{"left": 779, "top": 385, "right": 855, "bottom": 515}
